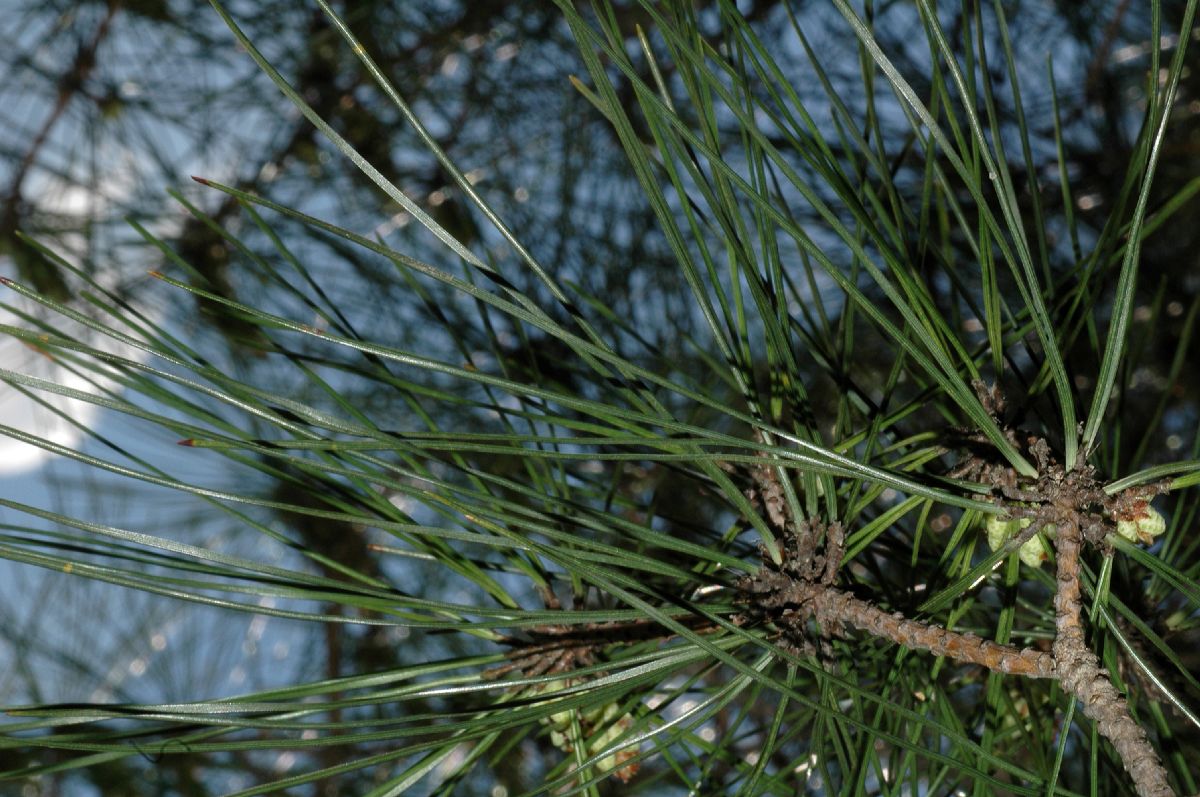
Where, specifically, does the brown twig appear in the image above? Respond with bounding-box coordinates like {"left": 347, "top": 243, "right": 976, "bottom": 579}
{"left": 1053, "top": 518, "right": 1175, "bottom": 797}
{"left": 810, "top": 587, "right": 1056, "bottom": 677}
{"left": 739, "top": 517, "right": 1055, "bottom": 679}
{"left": 748, "top": 576, "right": 1056, "bottom": 679}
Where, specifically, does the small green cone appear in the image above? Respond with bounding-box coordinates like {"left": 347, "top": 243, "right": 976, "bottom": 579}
{"left": 1116, "top": 506, "right": 1166, "bottom": 545}
{"left": 986, "top": 515, "right": 1022, "bottom": 552}
{"left": 986, "top": 515, "right": 1054, "bottom": 567}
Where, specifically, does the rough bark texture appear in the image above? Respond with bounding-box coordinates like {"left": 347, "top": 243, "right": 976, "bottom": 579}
{"left": 743, "top": 568, "right": 1056, "bottom": 679}
{"left": 807, "top": 586, "right": 1057, "bottom": 678}
{"left": 1054, "top": 520, "right": 1175, "bottom": 797}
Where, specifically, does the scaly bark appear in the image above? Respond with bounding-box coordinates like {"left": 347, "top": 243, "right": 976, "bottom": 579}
{"left": 1054, "top": 519, "right": 1175, "bottom": 797}
{"left": 742, "top": 568, "right": 1056, "bottom": 679}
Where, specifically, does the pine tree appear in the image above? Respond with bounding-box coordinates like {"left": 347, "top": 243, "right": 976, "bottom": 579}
{"left": 2, "top": 2, "right": 1199, "bottom": 795}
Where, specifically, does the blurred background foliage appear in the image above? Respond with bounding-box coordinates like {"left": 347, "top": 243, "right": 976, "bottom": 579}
{"left": 1, "top": 0, "right": 1199, "bottom": 794}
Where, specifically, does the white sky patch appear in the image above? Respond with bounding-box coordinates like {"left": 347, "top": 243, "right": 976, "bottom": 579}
{"left": 0, "top": 252, "right": 159, "bottom": 475}
{"left": 0, "top": 152, "right": 205, "bottom": 476}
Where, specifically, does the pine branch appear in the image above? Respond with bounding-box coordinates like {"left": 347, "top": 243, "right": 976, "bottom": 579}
{"left": 739, "top": 421, "right": 1190, "bottom": 796}
{"left": 753, "top": 575, "right": 1057, "bottom": 679}
{"left": 739, "top": 516, "right": 1055, "bottom": 680}
{"left": 1053, "top": 518, "right": 1175, "bottom": 797}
